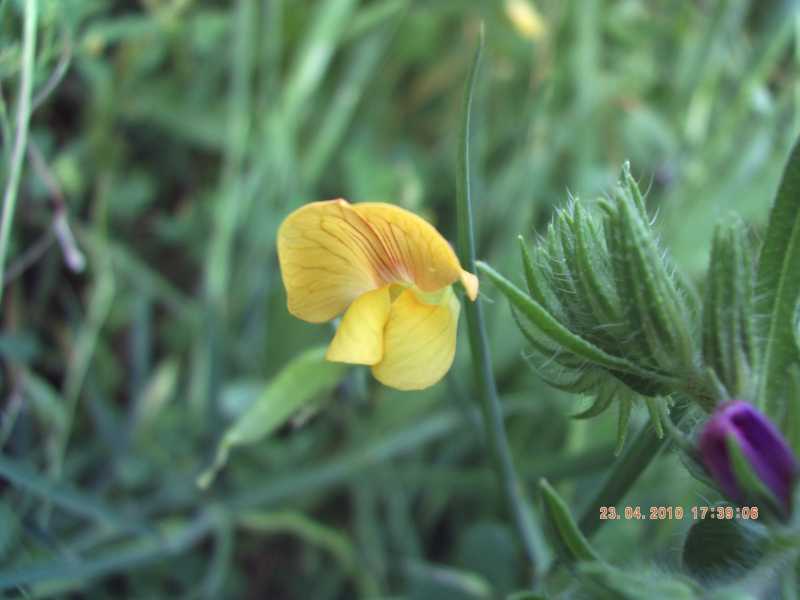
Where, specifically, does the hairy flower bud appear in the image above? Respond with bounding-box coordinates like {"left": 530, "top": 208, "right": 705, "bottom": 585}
{"left": 699, "top": 401, "right": 798, "bottom": 517}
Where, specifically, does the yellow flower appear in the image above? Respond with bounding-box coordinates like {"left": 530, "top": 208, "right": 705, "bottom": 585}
{"left": 277, "top": 199, "right": 479, "bottom": 391}
{"left": 504, "top": 0, "right": 547, "bottom": 41}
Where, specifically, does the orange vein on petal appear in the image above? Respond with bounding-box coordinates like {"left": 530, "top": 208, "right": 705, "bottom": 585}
{"left": 278, "top": 199, "right": 479, "bottom": 325}
{"left": 352, "top": 202, "right": 474, "bottom": 296}
{"left": 277, "top": 200, "right": 383, "bottom": 323}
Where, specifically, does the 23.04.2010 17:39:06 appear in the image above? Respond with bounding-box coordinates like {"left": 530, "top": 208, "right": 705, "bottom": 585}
{"left": 599, "top": 506, "right": 759, "bottom": 520}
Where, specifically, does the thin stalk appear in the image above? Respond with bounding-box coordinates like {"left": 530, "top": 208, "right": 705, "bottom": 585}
{"left": 0, "top": 0, "right": 38, "bottom": 304}
{"left": 454, "top": 27, "right": 548, "bottom": 580}
{"left": 577, "top": 401, "right": 690, "bottom": 537}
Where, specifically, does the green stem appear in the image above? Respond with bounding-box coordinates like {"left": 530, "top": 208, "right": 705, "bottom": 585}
{"left": 0, "top": 0, "right": 37, "bottom": 304}
{"left": 577, "top": 401, "right": 689, "bottom": 537}
{"left": 454, "top": 27, "right": 548, "bottom": 579}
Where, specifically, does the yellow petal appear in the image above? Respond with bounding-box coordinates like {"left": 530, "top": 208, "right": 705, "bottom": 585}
{"left": 460, "top": 270, "right": 479, "bottom": 302}
{"left": 277, "top": 199, "right": 385, "bottom": 323}
{"left": 277, "top": 199, "right": 478, "bottom": 323}
{"left": 351, "top": 203, "right": 477, "bottom": 298}
{"left": 505, "top": 0, "right": 547, "bottom": 41}
{"left": 371, "top": 287, "right": 460, "bottom": 391}
{"left": 325, "top": 286, "right": 391, "bottom": 365}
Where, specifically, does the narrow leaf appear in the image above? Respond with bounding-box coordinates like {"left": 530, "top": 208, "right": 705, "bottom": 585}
{"left": 197, "top": 346, "right": 346, "bottom": 488}
{"left": 539, "top": 478, "right": 600, "bottom": 563}
{"left": 571, "top": 388, "right": 615, "bottom": 420}
{"left": 703, "top": 218, "right": 757, "bottom": 398}
{"left": 756, "top": 136, "right": 800, "bottom": 414}
{"left": 477, "top": 261, "right": 674, "bottom": 385}
{"left": 644, "top": 397, "right": 664, "bottom": 439}
{"left": 615, "top": 397, "right": 632, "bottom": 455}
{"left": 0, "top": 456, "right": 147, "bottom": 536}
{"left": 682, "top": 515, "right": 765, "bottom": 581}
{"left": 577, "top": 562, "right": 699, "bottom": 600}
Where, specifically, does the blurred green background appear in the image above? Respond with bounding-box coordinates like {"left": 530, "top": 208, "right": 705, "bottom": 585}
{"left": 1, "top": 0, "right": 799, "bottom": 597}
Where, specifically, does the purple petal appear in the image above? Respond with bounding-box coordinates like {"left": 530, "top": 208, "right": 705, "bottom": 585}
{"left": 699, "top": 400, "right": 799, "bottom": 512}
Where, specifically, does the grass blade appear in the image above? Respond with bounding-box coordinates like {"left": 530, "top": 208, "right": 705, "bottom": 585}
{"left": 0, "top": 0, "right": 37, "bottom": 304}
{"left": 0, "top": 456, "right": 148, "bottom": 536}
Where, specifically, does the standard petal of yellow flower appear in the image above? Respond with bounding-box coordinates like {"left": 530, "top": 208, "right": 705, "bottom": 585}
{"left": 371, "top": 287, "right": 460, "bottom": 391}
{"left": 277, "top": 200, "right": 385, "bottom": 323}
{"left": 278, "top": 199, "right": 479, "bottom": 325}
{"left": 325, "top": 286, "right": 391, "bottom": 365}
{"left": 352, "top": 203, "right": 478, "bottom": 300}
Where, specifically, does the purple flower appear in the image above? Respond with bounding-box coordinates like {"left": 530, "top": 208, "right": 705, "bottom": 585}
{"left": 699, "top": 400, "right": 799, "bottom": 515}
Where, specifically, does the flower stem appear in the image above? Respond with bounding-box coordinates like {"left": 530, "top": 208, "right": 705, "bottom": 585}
{"left": 454, "top": 26, "right": 549, "bottom": 580}
{"left": 0, "top": 0, "right": 38, "bottom": 304}
{"left": 577, "top": 400, "right": 690, "bottom": 537}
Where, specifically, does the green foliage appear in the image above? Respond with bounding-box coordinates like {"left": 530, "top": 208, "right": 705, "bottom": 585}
{"left": 488, "top": 166, "right": 702, "bottom": 404}
{"left": 2, "top": 0, "right": 800, "bottom": 598}
{"left": 702, "top": 217, "right": 759, "bottom": 400}
{"left": 574, "top": 562, "right": 699, "bottom": 600}
{"left": 197, "top": 345, "right": 348, "bottom": 488}
{"left": 725, "top": 434, "right": 785, "bottom": 520}
{"left": 682, "top": 511, "right": 766, "bottom": 581}
{"left": 538, "top": 478, "right": 599, "bottom": 564}
{"left": 756, "top": 136, "right": 800, "bottom": 419}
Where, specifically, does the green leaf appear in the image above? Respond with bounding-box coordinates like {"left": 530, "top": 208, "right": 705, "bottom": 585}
{"left": 135, "top": 358, "right": 179, "bottom": 429}
{"left": 614, "top": 178, "right": 693, "bottom": 371}
{"left": 0, "top": 514, "right": 214, "bottom": 593}
{"left": 0, "top": 333, "right": 38, "bottom": 362}
{"left": 577, "top": 401, "right": 690, "bottom": 538}
{"left": 682, "top": 513, "right": 765, "bottom": 581}
{"left": 756, "top": 136, "right": 800, "bottom": 415}
{"left": 702, "top": 217, "right": 757, "bottom": 399}
{"left": 517, "top": 237, "right": 569, "bottom": 326}
{"left": 576, "top": 562, "right": 699, "bottom": 600}
{"left": 571, "top": 387, "right": 615, "bottom": 419}
{"left": 197, "top": 346, "right": 347, "bottom": 488}
{"left": 0, "top": 501, "right": 18, "bottom": 561}
{"left": 784, "top": 367, "right": 800, "bottom": 455}
{"left": 282, "top": 0, "right": 360, "bottom": 127}
{"left": 507, "top": 593, "right": 548, "bottom": 600}
{"left": 539, "top": 478, "right": 600, "bottom": 563}
{"left": 509, "top": 177, "right": 702, "bottom": 401}
{"left": 477, "top": 261, "right": 674, "bottom": 386}
{"left": 456, "top": 522, "right": 517, "bottom": 598}
{"left": 239, "top": 510, "right": 355, "bottom": 570}
{"left": 644, "top": 397, "right": 664, "bottom": 439}
{"left": 407, "top": 561, "right": 493, "bottom": 600}
{"left": 21, "top": 370, "right": 67, "bottom": 433}
{"left": 571, "top": 202, "right": 620, "bottom": 324}
{"left": 0, "top": 456, "right": 147, "bottom": 536}
{"left": 615, "top": 397, "right": 632, "bottom": 455}
{"left": 342, "top": 0, "right": 408, "bottom": 42}
{"left": 237, "top": 510, "right": 377, "bottom": 595}
{"left": 302, "top": 11, "right": 401, "bottom": 184}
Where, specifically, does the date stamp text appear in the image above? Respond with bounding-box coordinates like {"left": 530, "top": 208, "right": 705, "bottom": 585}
{"left": 599, "top": 505, "right": 759, "bottom": 521}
